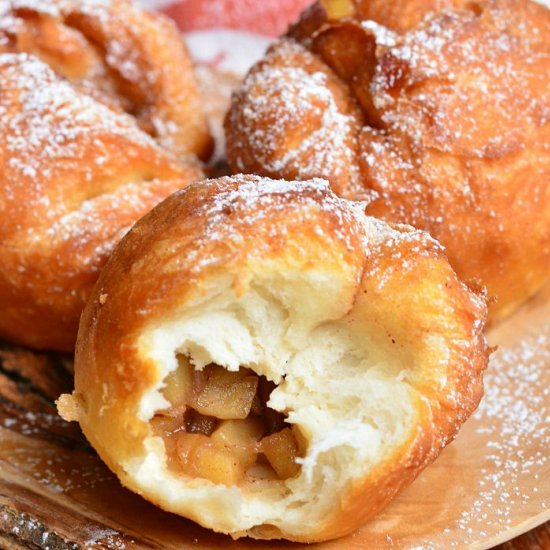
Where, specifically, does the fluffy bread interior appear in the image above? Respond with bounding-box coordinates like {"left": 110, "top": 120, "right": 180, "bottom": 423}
{"left": 130, "top": 268, "right": 416, "bottom": 536}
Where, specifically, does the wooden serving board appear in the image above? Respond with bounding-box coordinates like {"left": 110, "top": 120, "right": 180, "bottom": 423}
{"left": 0, "top": 281, "right": 548, "bottom": 549}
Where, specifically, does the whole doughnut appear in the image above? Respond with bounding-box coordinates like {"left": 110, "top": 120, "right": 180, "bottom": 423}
{"left": 59, "top": 175, "right": 489, "bottom": 542}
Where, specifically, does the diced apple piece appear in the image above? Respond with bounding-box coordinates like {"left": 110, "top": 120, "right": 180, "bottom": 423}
{"left": 259, "top": 428, "right": 301, "bottom": 479}
{"left": 150, "top": 414, "right": 184, "bottom": 437}
{"left": 211, "top": 418, "right": 264, "bottom": 468}
{"left": 320, "top": 0, "right": 355, "bottom": 19}
{"left": 162, "top": 355, "right": 193, "bottom": 409}
{"left": 154, "top": 363, "right": 301, "bottom": 485}
{"left": 176, "top": 432, "right": 243, "bottom": 485}
{"left": 194, "top": 444, "right": 243, "bottom": 486}
{"left": 246, "top": 463, "right": 279, "bottom": 481}
{"left": 151, "top": 414, "right": 185, "bottom": 467}
{"left": 175, "top": 432, "right": 206, "bottom": 468}
{"left": 191, "top": 368, "right": 259, "bottom": 420}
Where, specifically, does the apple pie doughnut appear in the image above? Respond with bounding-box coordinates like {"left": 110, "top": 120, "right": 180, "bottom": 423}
{"left": 58, "top": 175, "right": 489, "bottom": 542}
{"left": 0, "top": 0, "right": 213, "bottom": 160}
{"left": 0, "top": 53, "right": 203, "bottom": 351}
{"left": 225, "top": 0, "right": 550, "bottom": 321}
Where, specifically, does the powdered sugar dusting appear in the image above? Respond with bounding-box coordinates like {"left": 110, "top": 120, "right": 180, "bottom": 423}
{"left": 361, "top": 20, "right": 397, "bottom": 47}
{"left": 176, "top": 175, "right": 439, "bottom": 279}
{"left": 0, "top": 0, "right": 61, "bottom": 17}
{"left": 228, "top": 39, "right": 361, "bottom": 187}
{"left": 244, "top": 68, "right": 349, "bottom": 176}
{"left": 0, "top": 0, "right": 147, "bottom": 115}
{"left": 0, "top": 50, "right": 195, "bottom": 347}
{"left": 371, "top": 5, "right": 550, "bottom": 156}
{"left": 0, "top": 53, "right": 159, "bottom": 220}
{"left": 0, "top": 0, "right": 208, "bottom": 159}
{"left": 442, "top": 326, "right": 550, "bottom": 545}
{"left": 0, "top": 0, "right": 114, "bottom": 28}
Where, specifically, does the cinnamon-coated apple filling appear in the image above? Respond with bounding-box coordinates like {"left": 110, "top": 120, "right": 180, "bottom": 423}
{"left": 151, "top": 357, "right": 305, "bottom": 486}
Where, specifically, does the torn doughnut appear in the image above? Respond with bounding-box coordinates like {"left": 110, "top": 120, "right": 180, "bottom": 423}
{"left": 225, "top": 0, "right": 550, "bottom": 321}
{"left": 0, "top": 0, "right": 213, "bottom": 160}
{"left": 58, "top": 175, "right": 489, "bottom": 541}
{"left": 0, "top": 53, "right": 203, "bottom": 351}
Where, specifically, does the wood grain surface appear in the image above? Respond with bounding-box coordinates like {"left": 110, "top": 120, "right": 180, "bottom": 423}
{"left": 0, "top": 281, "right": 548, "bottom": 549}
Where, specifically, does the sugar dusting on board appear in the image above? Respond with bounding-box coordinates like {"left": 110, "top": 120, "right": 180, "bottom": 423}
{"left": 442, "top": 325, "right": 550, "bottom": 546}
{"left": 0, "top": 426, "right": 137, "bottom": 548}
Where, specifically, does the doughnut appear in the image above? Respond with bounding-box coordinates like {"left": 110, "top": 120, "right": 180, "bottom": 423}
{"left": 0, "top": 53, "right": 203, "bottom": 351}
{"left": 225, "top": 0, "right": 550, "bottom": 321}
{"left": 58, "top": 175, "right": 489, "bottom": 542}
{"left": 0, "top": 0, "right": 213, "bottom": 160}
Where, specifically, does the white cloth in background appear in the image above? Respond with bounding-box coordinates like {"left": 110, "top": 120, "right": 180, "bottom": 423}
{"left": 134, "top": 1, "right": 271, "bottom": 75}
{"left": 185, "top": 30, "right": 270, "bottom": 75}
{"left": 137, "top": 0, "right": 173, "bottom": 8}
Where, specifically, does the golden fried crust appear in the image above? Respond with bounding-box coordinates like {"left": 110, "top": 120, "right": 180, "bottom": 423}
{"left": 225, "top": 0, "right": 550, "bottom": 321}
{"left": 0, "top": 0, "right": 213, "bottom": 160}
{"left": 68, "top": 175, "right": 488, "bottom": 542}
{"left": 0, "top": 54, "right": 203, "bottom": 350}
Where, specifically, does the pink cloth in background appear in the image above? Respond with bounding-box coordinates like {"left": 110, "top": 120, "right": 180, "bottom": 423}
{"left": 161, "top": 0, "right": 314, "bottom": 36}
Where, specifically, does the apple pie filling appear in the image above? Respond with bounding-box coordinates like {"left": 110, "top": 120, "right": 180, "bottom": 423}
{"left": 151, "top": 357, "right": 305, "bottom": 486}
